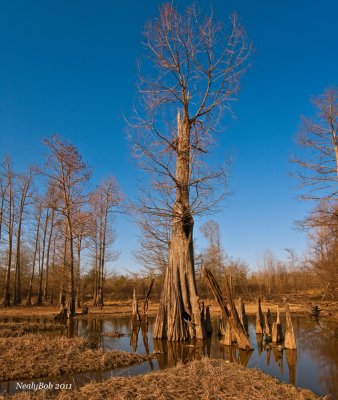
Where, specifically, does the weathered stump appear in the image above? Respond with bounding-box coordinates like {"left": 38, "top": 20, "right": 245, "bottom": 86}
{"left": 266, "top": 308, "right": 272, "bottom": 329}
{"left": 202, "top": 268, "right": 252, "bottom": 350}
{"left": 131, "top": 288, "right": 141, "bottom": 328}
{"left": 284, "top": 302, "right": 297, "bottom": 349}
{"left": 271, "top": 305, "right": 284, "bottom": 343}
{"left": 54, "top": 295, "right": 70, "bottom": 321}
{"left": 256, "top": 297, "right": 264, "bottom": 334}
{"left": 238, "top": 298, "right": 248, "bottom": 335}
{"left": 264, "top": 313, "right": 272, "bottom": 341}
{"left": 142, "top": 278, "right": 154, "bottom": 325}
{"left": 219, "top": 320, "right": 232, "bottom": 346}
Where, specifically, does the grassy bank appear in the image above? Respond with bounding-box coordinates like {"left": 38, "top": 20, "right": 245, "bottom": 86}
{"left": 3, "top": 358, "right": 318, "bottom": 400}
{"left": 0, "top": 335, "right": 149, "bottom": 381}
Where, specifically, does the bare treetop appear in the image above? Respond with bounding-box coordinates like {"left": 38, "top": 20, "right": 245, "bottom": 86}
{"left": 133, "top": 3, "right": 252, "bottom": 220}
{"left": 141, "top": 3, "right": 251, "bottom": 121}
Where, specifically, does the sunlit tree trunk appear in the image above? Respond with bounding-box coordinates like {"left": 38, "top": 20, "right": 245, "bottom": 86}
{"left": 13, "top": 173, "right": 31, "bottom": 305}
{"left": 153, "top": 113, "right": 205, "bottom": 340}
{"left": 37, "top": 208, "right": 49, "bottom": 305}
{"left": 2, "top": 161, "right": 14, "bottom": 307}
{"left": 59, "top": 224, "right": 68, "bottom": 307}
{"left": 43, "top": 208, "right": 54, "bottom": 302}
{"left": 26, "top": 205, "right": 42, "bottom": 306}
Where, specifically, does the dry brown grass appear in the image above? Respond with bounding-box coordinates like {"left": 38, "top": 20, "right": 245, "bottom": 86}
{"left": 1, "top": 297, "right": 337, "bottom": 321}
{"left": 4, "top": 358, "right": 319, "bottom": 400}
{"left": 0, "top": 335, "right": 149, "bottom": 381}
{"left": 0, "top": 323, "right": 65, "bottom": 337}
{"left": 100, "top": 331, "right": 128, "bottom": 337}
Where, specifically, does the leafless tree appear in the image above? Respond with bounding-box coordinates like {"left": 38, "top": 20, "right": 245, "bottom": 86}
{"left": 200, "top": 220, "right": 224, "bottom": 276}
{"left": 1, "top": 157, "right": 15, "bottom": 306}
{"left": 134, "top": 214, "right": 170, "bottom": 276}
{"left": 292, "top": 88, "right": 338, "bottom": 297}
{"left": 26, "top": 197, "right": 43, "bottom": 306}
{"left": 293, "top": 87, "right": 338, "bottom": 201}
{"left": 13, "top": 170, "right": 33, "bottom": 304}
{"left": 303, "top": 202, "right": 338, "bottom": 298}
{"left": 131, "top": 4, "right": 251, "bottom": 340}
{"left": 40, "top": 134, "right": 90, "bottom": 317}
{"left": 90, "top": 177, "right": 121, "bottom": 307}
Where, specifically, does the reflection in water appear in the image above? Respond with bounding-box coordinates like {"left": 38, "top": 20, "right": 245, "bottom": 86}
{"left": 285, "top": 349, "right": 297, "bottom": 385}
{"left": 272, "top": 346, "right": 283, "bottom": 374}
{"left": 0, "top": 314, "right": 337, "bottom": 399}
{"left": 256, "top": 333, "right": 263, "bottom": 355}
{"left": 130, "top": 325, "right": 140, "bottom": 353}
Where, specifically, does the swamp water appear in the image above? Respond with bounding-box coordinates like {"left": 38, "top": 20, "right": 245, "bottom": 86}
{"left": 0, "top": 315, "right": 337, "bottom": 398}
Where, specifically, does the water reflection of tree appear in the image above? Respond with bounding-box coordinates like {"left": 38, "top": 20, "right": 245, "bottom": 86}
{"left": 298, "top": 319, "right": 338, "bottom": 398}
{"left": 153, "top": 340, "right": 202, "bottom": 369}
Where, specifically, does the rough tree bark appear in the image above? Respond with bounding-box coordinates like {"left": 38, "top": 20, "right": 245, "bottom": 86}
{"left": 256, "top": 297, "right": 265, "bottom": 334}
{"left": 284, "top": 302, "right": 297, "bottom": 349}
{"left": 153, "top": 113, "right": 205, "bottom": 341}
{"left": 202, "top": 267, "right": 252, "bottom": 349}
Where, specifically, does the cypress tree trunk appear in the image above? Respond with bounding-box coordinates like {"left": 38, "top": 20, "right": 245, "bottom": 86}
{"left": 153, "top": 112, "right": 205, "bottom": 341}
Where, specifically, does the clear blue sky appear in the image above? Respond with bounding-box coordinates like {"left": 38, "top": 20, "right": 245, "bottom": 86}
{"left": 1, "top": 0, "right": 337, "bottom": 272}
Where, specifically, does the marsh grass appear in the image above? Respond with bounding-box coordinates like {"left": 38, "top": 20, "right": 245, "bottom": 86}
{"left": 0, "top": 323, "right": 65, "bottom": 337}
{"left": 3, "top": 358, "right": 319, "bottom": 400}
{"left": 100, "top": 331, "right": 129, "bottom": 337}
{"left": 0, "top": 335, "right": 149, "bottom": 381}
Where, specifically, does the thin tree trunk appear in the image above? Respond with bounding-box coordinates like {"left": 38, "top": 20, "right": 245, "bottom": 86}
{"left": 76, "top": 236, "right": 82, "bottom": 308}
{"left": 2, "top": 177, "right": 13, "bottom": 307}
{"left": 49, "top": 232, "right": 58, "bottom": 305}
{"left": 37, "top": 209, "right": 49, "bottom": 305}
{"left": 43, "top": 209, "right": 54, "bottom": 302}
{"left": 59, "top": 224, "right": 67, "bottom": 307}
{"left": 26, "top": 210, "right": 42, "bottom": 306}
{"left": 98, "top": 208, "right": 108, "bottom": 307}
{"left": 67, "top": 214, "right": 76, "bottom": 317}
{"left": 13, "top": 176, "right": 31, "bottom": 305}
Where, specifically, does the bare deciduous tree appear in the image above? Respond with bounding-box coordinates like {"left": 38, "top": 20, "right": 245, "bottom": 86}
{"left": 13, "top": 170, "right": 32, "bottom": 305}
{"left": 90, "top": 177, "right": 121, "bottom": 307}
{"left": 134, "top": 215, "right": 170, "bottom": 276}
{"left": 41, "top": 134, "right": 90, "bottom": 317}
{"left": 293, "top": 87, "right": 338, "bottom": 201}
{"left": 132, "top": 4, "right": 251, "bottom": 340}
{"left": 1, "top": 157, "right": 15, "bottom": 306}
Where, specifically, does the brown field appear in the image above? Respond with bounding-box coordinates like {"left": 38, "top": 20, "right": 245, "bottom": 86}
{"left": 3, "top": 358, "right": 318, "bottom": 400}
{"left": 0, "top": 297, "right": 337, "bottom": 321}
{"left": 0, "top": 335, "right": 149, "bottom": 381}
